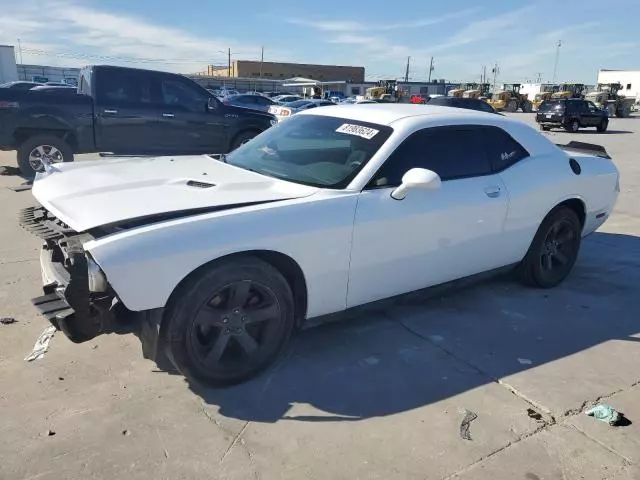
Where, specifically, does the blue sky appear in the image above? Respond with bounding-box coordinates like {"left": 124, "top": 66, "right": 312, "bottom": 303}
{"left": 1, "top": 0, "right": 638, "bottom": 83}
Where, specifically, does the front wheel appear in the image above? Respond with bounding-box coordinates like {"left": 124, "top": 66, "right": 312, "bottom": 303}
{"left": 17, "top": 135, "right": 74, "bottom": 178}
{"left": 164, "top": 257, "right": 295, "bottom": 387}
{"left": 517, "top": 207, "right": 582, "bottom": 288}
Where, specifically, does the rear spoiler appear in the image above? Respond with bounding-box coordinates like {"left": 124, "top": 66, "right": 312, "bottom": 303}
{"left": 556, "top": 141, "right": 611, "bottom": 159}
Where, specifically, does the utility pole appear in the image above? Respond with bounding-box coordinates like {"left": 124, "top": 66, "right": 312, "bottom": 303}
{"left": 492, "top": 62, "right": 499, "bottom": 91}
{"left": 552, "top": 40, "right": 561, "bottom": 83}
{"left": 428, "top": 57, "right": 434, "bottom": 82}
{"left": 227, "top": 48, "right": 231, "bottom": 77}
{"left": 17, "top": 38, "right": 23, "bottom": 64}
{"left": 404, "top": 56, "right": 410, "bottom": 82}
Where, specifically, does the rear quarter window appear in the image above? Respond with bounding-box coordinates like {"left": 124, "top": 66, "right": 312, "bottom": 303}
{"left": 480, "top": 126, "right": 529, "bottom": 172}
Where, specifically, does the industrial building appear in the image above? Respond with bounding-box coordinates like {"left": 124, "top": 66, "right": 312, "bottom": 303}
{"left": 206, "top": 60, "right": 365, "bottom": 83}
{"left": 597, "top": 69, "right": 640, "bottom": 100}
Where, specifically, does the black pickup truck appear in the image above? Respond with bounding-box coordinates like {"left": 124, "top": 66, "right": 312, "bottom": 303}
{"left": 0, "top": 65, "right": 276, "bottom": 176}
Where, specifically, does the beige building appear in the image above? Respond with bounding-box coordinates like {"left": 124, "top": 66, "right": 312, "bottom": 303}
{"left": 207, "top": 60, "right": 365, "bottom": 83}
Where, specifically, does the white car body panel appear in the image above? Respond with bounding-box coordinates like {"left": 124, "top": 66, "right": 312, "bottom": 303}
{"left": 31, "top": 155, "right": 317, "bottom": 231}
{"left": 30, "top": 104, "right": 620, "bottom": 321}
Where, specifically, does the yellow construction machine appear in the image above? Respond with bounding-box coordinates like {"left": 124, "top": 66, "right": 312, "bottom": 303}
{"left": 551, "top": 83, "right": 585, "bottom": 100}
{"left": 585, "top": 83, "right": 635, "bottom": 117}
{"left": 365, "top": 80, "right": 403, "bottom": 102}
{"left": 487, "top": 83, "right": 533, "bottom": 112}
{"left": 448, "top": 83, "right": 471, "bottom": 98}
{"left": 463, "top": 83, "right": 490, "bottom": 99}
{"left": 531, "top": 84, "right": 558, "bottom": 110}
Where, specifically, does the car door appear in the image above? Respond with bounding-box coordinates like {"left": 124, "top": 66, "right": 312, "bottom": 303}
{"left": 347, "top": 126, "right": 509, "bottom": 308}
{"left": 576, "top": 100, "right": 596, "bottom": 126}
{"left": 156, "top": 76, "right": 227, "bottom": 153}
{"left": 94, "top": 68, "right": 165, "bottom": 153}
{"left": 586, "top": 101, "right": 603, "bottom": 125}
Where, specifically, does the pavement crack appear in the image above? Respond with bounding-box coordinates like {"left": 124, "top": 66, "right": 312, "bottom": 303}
{"left": 220, "top": 421, "right": 251, "bottom": 464}
{"left": 443, "top": 423, "right": 549, "bottom": 479}
{"left": 568, "top": 423, "right": 634, "bottom": 465}
{"left": 394, "top": 317, "right": 555, "bottom": 422}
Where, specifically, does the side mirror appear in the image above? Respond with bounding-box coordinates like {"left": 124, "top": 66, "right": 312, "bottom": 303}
{"left": 391, "top": 168, "right": 441, "bottom": 200}
{"left": 208, "top": 97, "right": 218, "bottom": 110}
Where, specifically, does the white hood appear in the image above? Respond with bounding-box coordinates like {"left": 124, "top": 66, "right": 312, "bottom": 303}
{"left": 32, "top": 155, "right": 318, "bottom": 232}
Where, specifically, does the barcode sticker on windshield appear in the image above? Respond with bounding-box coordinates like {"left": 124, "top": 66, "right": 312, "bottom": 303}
{"left": 335, "top": 124, "right": 379, "bottom": 140}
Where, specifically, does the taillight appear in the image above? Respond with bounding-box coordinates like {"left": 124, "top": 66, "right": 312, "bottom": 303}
{"left": 0, "top": 101, "right": 19, "bottom": 109}
{"left": 281, "top": 109, "right": 290, "bottom": 117}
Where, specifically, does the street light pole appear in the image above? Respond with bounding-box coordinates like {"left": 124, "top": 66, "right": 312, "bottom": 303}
{"left": 552, "top": 40, "right": 561, "bottom": 83}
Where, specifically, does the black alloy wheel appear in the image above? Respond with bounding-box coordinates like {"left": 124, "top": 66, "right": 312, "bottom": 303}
{"left": 165, "top": 258, "right": 294, "bottom": 386}
{"left": 517, "top": 207, "right": 582, "bottom": 288}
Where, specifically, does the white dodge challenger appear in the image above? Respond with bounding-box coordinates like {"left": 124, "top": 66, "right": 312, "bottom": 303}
{"left": 20, "top": 104, "right": 619, "bottom": 386}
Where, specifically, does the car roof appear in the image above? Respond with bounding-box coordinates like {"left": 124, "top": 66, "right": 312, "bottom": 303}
{"left": 299, "top": 104, "right": 500, "bottom": 126}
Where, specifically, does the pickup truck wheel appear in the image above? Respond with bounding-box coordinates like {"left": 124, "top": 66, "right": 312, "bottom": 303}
{"left": 164, "top": 257, "right": 295, "bottom": 387}
{"left": 230, "top": 130, "right": 259, "bottom": 150}
{"left": 17, "top": 135, "right": 73, "bottom": 177}
{"left": 516, "top": 207, "right": 581, "bottom": 288}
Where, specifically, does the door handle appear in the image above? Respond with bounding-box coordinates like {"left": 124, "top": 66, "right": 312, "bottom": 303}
{"left": 162, "top": 113, "right": 175, "bottom": 118}
{"left": 103, "top": 109, "right": 118, "bottom": 114}
{"left": 484, "top": 186, "right": 501, "bottom": 198}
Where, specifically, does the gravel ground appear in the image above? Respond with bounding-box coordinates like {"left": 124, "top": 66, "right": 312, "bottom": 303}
{"left": 0, "top": 112, "right": 639, "bottom": 480}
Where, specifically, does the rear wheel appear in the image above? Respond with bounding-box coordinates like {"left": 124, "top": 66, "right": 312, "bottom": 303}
{"left": 164, "top": 257, "right": 295, "bottom": 387}
{"left": 607, "top": 104, "right": 616, "bottom": 117}
{"left": 521, "top": 101, "right": 533, "bottom": 113}
{"left": 540, "top": 125, "right": 551, "bottom": 131}
{"left": 17, "top": 135, "right": 74, "bottom": 178}
{"left": 517, "top": 207, "right": 582, "bottom": 288}
{"left": 565, "top": 119, "right": 580, "bottom": 133}
{"left": 597, "top": 119, "right": 608, "bottom": 132}
{"left": 504, "top": 100, "right": 518, "bottom": 112}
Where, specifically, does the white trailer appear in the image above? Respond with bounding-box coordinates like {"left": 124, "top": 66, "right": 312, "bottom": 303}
{"left": 0, "top": 45, "right": 19, "bottom": 84}
{"left": 597, "top": 70, "right": 640, "bottom": 99}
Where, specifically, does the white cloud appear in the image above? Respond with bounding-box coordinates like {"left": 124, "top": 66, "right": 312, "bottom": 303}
{"left": 286, "top": 8, "right": 477, "bottom": 32}
{"left": 0, "top": 1, "right": 286, "bottom": 72}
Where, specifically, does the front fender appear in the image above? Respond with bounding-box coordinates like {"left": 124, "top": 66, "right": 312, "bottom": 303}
{"left": 84, "top": 194, "right": 358, "bottom": 318}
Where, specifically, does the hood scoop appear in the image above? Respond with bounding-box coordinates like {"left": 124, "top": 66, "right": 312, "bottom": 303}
{"left": 186, "top": 180, "right": 216, "bottom": 188}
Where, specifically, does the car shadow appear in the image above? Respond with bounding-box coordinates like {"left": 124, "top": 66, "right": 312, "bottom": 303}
{"left": 183, "top": 231, "right": 640, "bottom": 423}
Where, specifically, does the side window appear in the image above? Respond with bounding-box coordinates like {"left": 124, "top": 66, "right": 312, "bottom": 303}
{"left": 578, "top": 101, "right": 590, "bottom": 114}
{"left": 480, "top": 126, "right": 529, "bottom": 171}
{"left": 369, "top": 127, "right": 492, "bottom": 188}
{"left": 587, "top": 101, "right": 598, "bottom": 112}
{"left": 161, "top": 78, "right": 208, "bottom": 113}
{"left": 96, "top": 69, "right": 152, "bottom": 106}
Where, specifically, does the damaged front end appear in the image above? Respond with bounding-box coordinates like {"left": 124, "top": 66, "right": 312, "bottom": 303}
{"left": 19, "top": 206, "right": 122, "bottom": 343}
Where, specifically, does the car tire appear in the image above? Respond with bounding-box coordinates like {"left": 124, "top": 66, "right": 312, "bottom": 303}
{"left": 521, "top": 101, "right": 533, "bottom": 113}
{"left": 597, "top": 119, "right": 608, "bottom": 132}
{"left": 516, "top": 207, "right": 582, "bottom": 289}
{"left": 17, "top": 135, "right": 74, "bottom": 178}
{"left": 540, "top": 125, "right": 551, "bottom": 131}
{"left": 505, "top": 100, "right": 518, "bottom": 112}
{"left": 230, "top": 130, "right": 259, "bottom": 151}
{"left": 565, "top": 120, "right": 580, "bottom": 133}
{"left": 163, "top": 257, "right": 295, "bottom": 387}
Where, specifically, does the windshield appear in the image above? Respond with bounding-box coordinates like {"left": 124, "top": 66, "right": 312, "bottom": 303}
{"left": 225, "top": 114, "right": 393, "bottom": 188}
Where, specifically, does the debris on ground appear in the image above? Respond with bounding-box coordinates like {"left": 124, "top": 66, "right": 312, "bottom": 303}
{"left": 527, "top": 408, "right": 544, "bottom": 422}
{"left": 46, "top": 430, "right": 56, "bottom": 437}
{"left": 585, "top": 404, "right": 629, "bottom": 426}
{"left": 8, "top": 181, "right": 33, "bottom": 192}
{"left": 0, "top": 166, "right": 21, "bottom": 176}
{"left": 460, "top": 409, "right": 478, "bottom": 440}
{"left": 24, "top": 325, "right": 57, "bottom": 361}
{"left": 0, "top": 317, "right": 17, "bottom": 325}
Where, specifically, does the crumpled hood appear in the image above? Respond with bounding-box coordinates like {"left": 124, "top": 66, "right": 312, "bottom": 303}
{"left": 31, "top": 155, "right": 318, "bottom": 232}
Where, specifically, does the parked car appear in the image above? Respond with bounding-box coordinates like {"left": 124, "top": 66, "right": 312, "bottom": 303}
{"left": 273, "top": 95, "right": 302, "bottom": 104}
{"left": 222, "top": 93, "right": 276, "bottom": 112}
{"left": 0, "top": 81, "right": 44, "bottom": 90}
{"left": 427, "top": 96, "right": 499, "bottom": 114}
{"left": 0, "top": 65, "right": 275, "bottom": 176}
{"left": 268, "top": 99, "right": 335, "bottom": 122}
{"left": 410, "top": 94, "right": 430, "bottom": 104}
{"left": 536, "top": 99, "right": 609, "bottom": 133}
{"left": 21, "top": 104, "right": 619, "bottom": 387}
